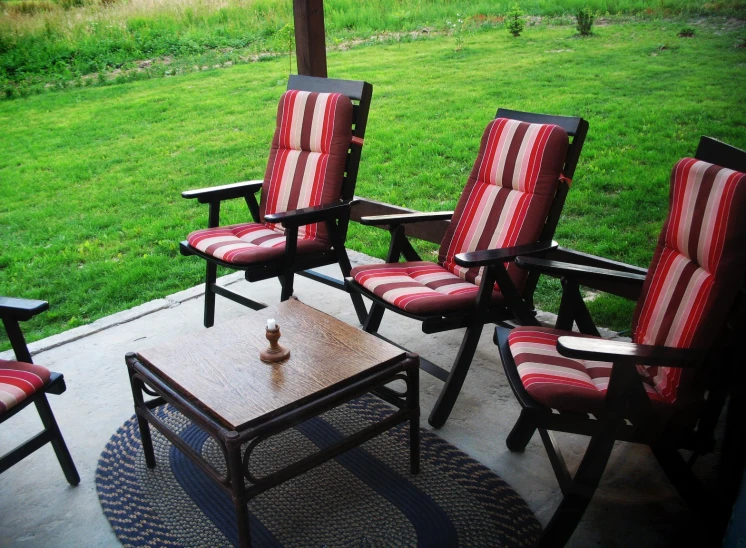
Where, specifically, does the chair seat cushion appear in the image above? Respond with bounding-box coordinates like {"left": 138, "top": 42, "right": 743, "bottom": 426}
{"left": 351, "top": 261, "right": 503, "bottom": 316}
{"left": 187, "top": 223, "right": 330, "bottom": 265}
{"left": 508, "top": 327, "right": 666, "bottom": 414}
{"left": 0, "top": 359, "right": 50, "bottom": 415}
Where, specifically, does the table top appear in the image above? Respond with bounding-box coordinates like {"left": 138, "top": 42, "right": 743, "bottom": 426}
{"left": 136, "top": 299, "right": 408, "bottom": 431}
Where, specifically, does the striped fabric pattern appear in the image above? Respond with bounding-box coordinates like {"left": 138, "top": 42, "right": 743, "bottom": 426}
{"left": 352, "top": 118, "right": 568, "bottom": 316}
{"left": 505, "top": 159, "right": 746, "bottom": 413}
{"left": 632, "top": 158, "right": 746, "bottom": 404}
{"left": 261, "top": 90, "right": 353, "bottom": 243}
{"left": 507, "top": 327, "right": 664, "bottom": 413}
{"left": 187, "top": 90, "right": 352, "bottom": 266}
{"left": 350, "top": 261, "right": 503, "bottom": 316}
{"left": 187, "top": 222, "right": 329, "bottom": 265}
{"left": 0, "top": 359, "right": 50, "bottom": 415}
{"left": 439, "top": 118, "right": 569, "bottom": 288}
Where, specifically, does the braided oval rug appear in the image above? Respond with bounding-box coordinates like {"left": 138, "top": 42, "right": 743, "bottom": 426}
{"left": 96, "top": 395, "right": 540, "bottom": 547}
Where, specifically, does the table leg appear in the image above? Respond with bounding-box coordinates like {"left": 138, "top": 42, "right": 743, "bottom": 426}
{"left": 407, "top": 360, "right": 420, "bottom": 475}
{"left": 126, "top": 360, "right": 156, "bottom": 468}
{"left": 226, "top": 431, "right": 251, "bottom": 548}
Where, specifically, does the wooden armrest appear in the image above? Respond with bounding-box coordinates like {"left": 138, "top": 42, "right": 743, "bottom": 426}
{"left": 360, "top": 211, "right": 453, "bottom": 226}
{"left": 264, "top": 201, "right": 353, "bottom": 226}
{"left": 515, "top": 256, "right": 647, "bottom": 284}
{"left": 0, "top": 296, "right": 49, "bottom": 322}
{"left": 454, "top": 241, "right": 557, "bottom": 268}
{"left": 181, "top": 180, "right": 263, "bottom": 204}
{"left": 557, "top": 336, "right": 706, "bottom": 367}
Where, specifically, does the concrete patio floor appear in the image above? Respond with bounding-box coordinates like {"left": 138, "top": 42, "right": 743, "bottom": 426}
{"left": 0, "top": 251, "right": 714, "bottom": 547}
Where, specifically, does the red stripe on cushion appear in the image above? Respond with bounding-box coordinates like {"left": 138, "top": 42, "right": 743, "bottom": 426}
{"left": 507, "top": 327, "right": 669, "bottom": 413}
{"left": 0, "top": 360, "right": 51, "bottom": 415}
{"left": 633, "top": 159, "right": 746, "bottom": 405}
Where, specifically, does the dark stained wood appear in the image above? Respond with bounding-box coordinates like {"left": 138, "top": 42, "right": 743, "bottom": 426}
{"left": 542, "top": 247, "right": 648, "bottom": 301}
{"left": 455, "top": 240, "right": 557, "bottom": 268}
{"left": 360, "top": 211, "right": 454, "bottom": 226}
{"left": 0, "top": 296, "right": 49, "bottom": 321}
{"left": 287, "top": 75, "right": 366, "bottom": 101}
{"left": 696, "top": 136, "right": 746, "bottom": 173}
{"left": 557, "top": 336, "right": 706, "bottom": 366}
{"left": 182, "top": 180, "right": 263, "bottom": 204}
{"left": 264, "top": 200, "right": 351, "bottom": 226}
{"left": 292, "top": 0, "right": 327, "bottom": 77}
{"left": 350, "top": 198, "right": 450, "bottom": 244}
{"left": 136, "top": 299, "right": 406, "bottom": 430}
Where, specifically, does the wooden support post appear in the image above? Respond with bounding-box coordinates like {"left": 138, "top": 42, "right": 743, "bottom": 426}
{"left": 293, "top": 0, "right": 327, "bottom": 77}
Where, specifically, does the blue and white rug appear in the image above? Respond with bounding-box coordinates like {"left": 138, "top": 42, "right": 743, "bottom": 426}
{"left": 96, "top": 395, "right": 540, "bottom": 547}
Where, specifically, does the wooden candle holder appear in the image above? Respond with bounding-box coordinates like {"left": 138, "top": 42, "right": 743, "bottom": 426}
{"left": 260, "top": 326, "right": 290, "bottom": 363}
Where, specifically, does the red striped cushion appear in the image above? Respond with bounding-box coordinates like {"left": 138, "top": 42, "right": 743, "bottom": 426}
{"left": 187, "top": 222, "right": 330, "bottom": 265}
{"left": 508, "top": 327, "right": 664, "bottom": 413}
{"left": 0, "top": 359, "right": 50, "bottom": 415}
{"left": 632, "top": 159, "right": 746, "bottom": 405}
{"left": 438, "top": 119, "right": 569, "bottom": 289}
{"left": 350, "top": 261, "right": 504, "bottom": 315}
{"left": 259, "top": 90, "right": 353, "bottom": 246}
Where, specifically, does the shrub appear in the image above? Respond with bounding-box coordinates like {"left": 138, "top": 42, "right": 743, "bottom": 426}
{"left": 505, "top": 4, "right": 524, "bottom": 38}
{"left": 576, "top": 7, "right": 596, "bottom": 36}
{"left": 678, "top": 27, "right": 695, "bottom": 38}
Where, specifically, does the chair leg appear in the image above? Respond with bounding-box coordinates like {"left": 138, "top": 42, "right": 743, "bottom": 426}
{"left": 349, "top": 292, "right": 369, "bottom": 325}
{"left": 506, "top": 408, "right": 537, "bottom": 452}
{"left": 331, "top": 240, "right": 369, "bottom": 325}
{"left": 539, "top": 431, "right": 617, "bottom": 547}
{"left": 204, "top": 262, "right": 217, "bottom": 328}
{"left": 34, "top": 395, "right": 80, "bottom": 485}
{"left": 428, "top": 324, "right": 483, "bottom": 428}
{"left": 280, "top": 271, "right": 295, "bottom": 301}
{"left": 652, "top": 445, "right": 708, "bottom": 513}
{"left": 363, "top": 302, "right": 385, "bottom": 333}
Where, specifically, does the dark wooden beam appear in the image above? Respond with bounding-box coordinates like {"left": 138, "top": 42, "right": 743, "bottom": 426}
{"left": 293, "top": 0, "right": 327, "bottom": 77}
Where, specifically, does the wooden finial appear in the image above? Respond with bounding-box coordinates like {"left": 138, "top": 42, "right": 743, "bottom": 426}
{"left": 260, "top": 321, "right": 290, "bottom": 363}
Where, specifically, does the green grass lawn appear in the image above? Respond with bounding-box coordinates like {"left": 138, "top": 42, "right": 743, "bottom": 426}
{"left": 2, "top": 0, "right": 745, "bottom": 98}
{"left": 1, "top": 18, "right": 745, "bottom": 348}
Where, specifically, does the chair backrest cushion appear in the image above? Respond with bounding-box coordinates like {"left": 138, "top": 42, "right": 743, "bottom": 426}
{"left": 633, "top": 158, "right": 746, "bottom": 405}
{"left": 438, "top": 118, "right": 569, "bottom": 289}
{"left": 260, "top": 90, "right": 353, "bottom": 244}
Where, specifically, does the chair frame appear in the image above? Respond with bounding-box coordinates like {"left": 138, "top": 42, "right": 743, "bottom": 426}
{"left": 0, "top": 297, "right": 79, "bottom": 484}
{"left": 180, "top": 75, "right": 373, "bottom": 327}
{"left": 347, "top": 108, "right": 588, "bottom": 428}
{"left": 494, "top": 136, "right": 746, "bottom": 546}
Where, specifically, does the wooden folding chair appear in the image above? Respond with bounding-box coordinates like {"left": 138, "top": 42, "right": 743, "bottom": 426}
{"left": 180, "top": 75, "right": 372, "bottom": 326}
{"left": 495, "top": 136, "right": 746, "bottom": 545}
{"left": 1, "top": 297, "right": 79, "bottom": 485}
{"left": 347, "top": 109, "right": 588, "bottom": 427}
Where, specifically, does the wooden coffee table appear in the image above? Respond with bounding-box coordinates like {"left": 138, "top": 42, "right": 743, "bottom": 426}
{"left": 125, "top": 298, "right": 420, "bottom": 548}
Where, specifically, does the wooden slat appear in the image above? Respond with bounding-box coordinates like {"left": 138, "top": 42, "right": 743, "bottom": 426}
{"left": 287, "top": 75, "right": 368, "bottom": 102}
{"left": 695, "top": 136, "right": 746, "bottom": 173}
{"left": 350, "top": 197, "right": 449, "bottom": 245}
{"left": 543, "top": 247, "right": 648, "bottom": 301}
{"left": 496, "top": 108, "right": 584, "bottom": 137}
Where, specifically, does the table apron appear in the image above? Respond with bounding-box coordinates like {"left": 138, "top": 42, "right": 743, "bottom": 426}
{"left": 127, "top": 354, "right": 419, "bottom": 501}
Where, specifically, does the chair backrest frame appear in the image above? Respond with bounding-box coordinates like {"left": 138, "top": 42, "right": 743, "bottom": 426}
{"left": 494, "top": 108, "right": 589, "bottom": 305}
